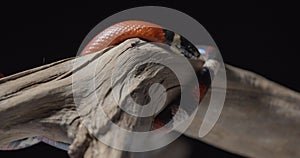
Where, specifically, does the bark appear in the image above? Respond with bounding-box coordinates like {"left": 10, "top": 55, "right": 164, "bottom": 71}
{"left": 0, "top": 38, "right": 299, "bottom": 158}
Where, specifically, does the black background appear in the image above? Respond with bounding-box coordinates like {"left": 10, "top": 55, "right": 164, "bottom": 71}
{"left": 0, "top": 1, "right": 298, "bottom": 158}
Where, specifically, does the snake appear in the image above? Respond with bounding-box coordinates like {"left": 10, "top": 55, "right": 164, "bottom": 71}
{"left": 0, "top": 20, "right": 219, "bottom": 151}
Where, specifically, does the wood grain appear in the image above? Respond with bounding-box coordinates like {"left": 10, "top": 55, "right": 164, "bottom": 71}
{"left": 0, "top": 38, "right": 299, "bottom": 158}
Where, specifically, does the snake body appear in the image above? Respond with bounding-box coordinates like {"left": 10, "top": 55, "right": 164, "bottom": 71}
{"left": 0, "top": 20, "right": 217, "bottom": 150}
{"left": 81, "top": 20, "right": 217, "bottom": 129}
{"left": 81, "top": 20, "right": 200, "bottom": 59}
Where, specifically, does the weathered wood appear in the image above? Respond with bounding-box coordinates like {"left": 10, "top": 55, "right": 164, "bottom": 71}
{"left": 185, "top": 65, "right": 300, "bottom": 158}
{"left": 0, "top": 38, "right": 188, "bottom": 158}
{"left": 0, "top": 38, "right": 299, "bottom": 158}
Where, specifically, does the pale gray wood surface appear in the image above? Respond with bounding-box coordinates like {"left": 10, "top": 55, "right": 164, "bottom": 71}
{"left": 0, "top": 38, "right": 299, "bottom": 157}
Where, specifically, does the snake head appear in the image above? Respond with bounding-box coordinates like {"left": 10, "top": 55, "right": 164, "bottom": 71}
{"left": 162, "top": 29, "right": 200, "bottom": 59}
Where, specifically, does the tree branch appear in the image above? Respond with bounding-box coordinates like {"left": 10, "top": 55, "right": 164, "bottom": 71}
{"left": 0, "top": 38, "right": 299, "bottom": 158}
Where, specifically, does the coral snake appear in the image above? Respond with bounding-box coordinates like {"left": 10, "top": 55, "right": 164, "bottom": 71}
{"left": 80, "top": 20, "right": 217, "bottom": 130}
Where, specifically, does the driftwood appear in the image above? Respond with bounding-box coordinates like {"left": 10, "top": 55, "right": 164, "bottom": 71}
{"left": 0, "top": 38, "right": 299, "bottom": 158}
